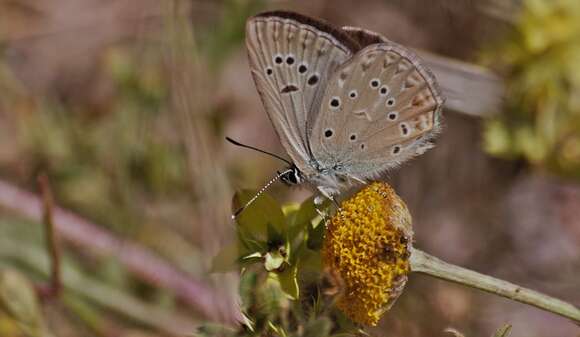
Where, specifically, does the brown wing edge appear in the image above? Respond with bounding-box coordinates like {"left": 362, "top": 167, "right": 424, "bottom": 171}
{"left": 250, "top": 11, "right": 362, "bottom": 53}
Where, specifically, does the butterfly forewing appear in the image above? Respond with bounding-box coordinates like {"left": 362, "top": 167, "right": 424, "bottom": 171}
{"left": 309, "top": 42, "right": 443, "bottom": 179}
{"left": 245, "top": 12, "right": 358, "bottom": 175}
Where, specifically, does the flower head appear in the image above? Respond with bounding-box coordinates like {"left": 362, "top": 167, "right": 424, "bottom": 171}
{"left": 322, "top": 182, "right": 413, "bottom": 325}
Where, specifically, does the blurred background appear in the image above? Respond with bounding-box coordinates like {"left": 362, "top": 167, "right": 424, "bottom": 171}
{"left": 0, "top": 0, "right": 579, "bottom": 336}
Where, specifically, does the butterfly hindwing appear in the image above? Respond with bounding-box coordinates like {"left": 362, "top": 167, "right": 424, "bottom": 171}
{"left": 245, "top": 12, "right": 358, "bottom": 175}
{"left": 309, "top": 42, "right": 444, "bottom": 179}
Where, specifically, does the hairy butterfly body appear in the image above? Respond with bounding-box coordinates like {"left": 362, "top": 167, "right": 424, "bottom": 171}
{"left": 244, "top": 11, "right": 443, "bottom": 201}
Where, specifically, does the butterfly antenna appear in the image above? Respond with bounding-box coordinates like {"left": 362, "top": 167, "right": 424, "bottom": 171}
{"left": 225, "top": 137, "right": 292, "bottom": 166}
{"left": 232, "top": 168, "right": 293, "bottom": 219}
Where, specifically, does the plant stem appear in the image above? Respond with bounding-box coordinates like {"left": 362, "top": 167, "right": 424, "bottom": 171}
{"left": 410, "top": 248, "right": 580, "bottom": 323}
{"left": 38, "top": 173, "right": 62, "bottom": 299}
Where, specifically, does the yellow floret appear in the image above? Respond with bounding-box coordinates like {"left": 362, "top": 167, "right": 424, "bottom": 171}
{"left": 322, "top": 182, "right": 413, "bottom": 325}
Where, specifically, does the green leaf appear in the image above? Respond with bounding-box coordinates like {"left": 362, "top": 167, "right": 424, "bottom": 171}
{"left": 238, "top": 230, "right": 267, "bottom": 253}
{"left": 296, "top": 245, "right": 322, "bottom": 281}
{"left": 289, "top": 196, "right": 331, "bottom": 241}
{"left": 274, "top": 263, "right": 299, "bottom": 300}
{"left": 259, "top": 276, "right": 286, "bottom": 318}
{"left": 241, "top": 252, "right": 262, "bottom": 260}
{"left": 240, "top": 312, "right": 255, "bottom": 333}
{"left": 492, "top": 324, "right": 512, "bottom": 337}
{"left": 267, "top": 222, "right": 285, "bottom": 248}
{"left": 268, "top": 321, "right": 288, "bottom": 337}
{"left": 307, "top": 218, "right": 326, "bottom": 250}
{"left": 233, "top": 190, "right": 286, "bottom": 241}
{"left": 0, "top": 269, "right": 45, "bottom": 337}
{"left": 239, "top": 271, "right": 258, "bottom": 312}
{"left": 304, "top": 317, "right": 332, "bottom": 337}
{"left": 282, "top": 202, "right": 300, "bottom": 217}
{"left": 210, "top": 242, "right": 239, "bottom": 273}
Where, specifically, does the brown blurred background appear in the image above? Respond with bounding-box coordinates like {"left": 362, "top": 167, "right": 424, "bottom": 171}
{"left": 0, "top": 0, "right": 578, "bottom": 336}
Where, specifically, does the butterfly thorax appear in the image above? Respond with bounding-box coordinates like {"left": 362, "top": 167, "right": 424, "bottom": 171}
{"left": 281, "top": 161, "right": 350, "bottom": 188}
{"left": 288, "top": 159, "right": 358, "bottom": 198}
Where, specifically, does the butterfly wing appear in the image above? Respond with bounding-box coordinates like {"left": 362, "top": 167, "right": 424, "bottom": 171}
{"left": 341, "top": 26, "right": 386, "bottom": 48}
{"left": 309, "top": 41, "right": 444, "bottom": 180}
{"left": 245, "top": 12, "right": 359, "bottom": 174}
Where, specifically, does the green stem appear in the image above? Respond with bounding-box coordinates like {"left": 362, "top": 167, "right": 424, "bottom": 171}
{"left": 410, "top": 248, "right": 580, "bottom": 323}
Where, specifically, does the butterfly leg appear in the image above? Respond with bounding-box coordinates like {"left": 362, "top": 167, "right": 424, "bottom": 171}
{"left": 313, "top": 195, "right": 332, "bottom": 227}
{"left": 313, "top": 187, "right": 339, "bottom": 225}
{"left": 316, "top": 186, "right": 341, "bottom": 209}
{"left": 348, "top": 174, "right": 367, "bottom": 185}
{"left": 315, "top": 207, "right": 328, "bottom": 223}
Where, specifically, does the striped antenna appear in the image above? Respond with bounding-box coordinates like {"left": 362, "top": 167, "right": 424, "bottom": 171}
{"left": 232, "top": 169, "right": 293, "bottom": 219}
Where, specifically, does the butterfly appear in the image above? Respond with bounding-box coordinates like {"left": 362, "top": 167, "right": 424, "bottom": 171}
{"left": 234, "top": 10, "right": 443, "bottom": 214}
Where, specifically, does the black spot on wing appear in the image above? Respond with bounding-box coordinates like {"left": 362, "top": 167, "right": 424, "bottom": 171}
{"left": 281, "top": 85, "right": 300, "bottom": 94}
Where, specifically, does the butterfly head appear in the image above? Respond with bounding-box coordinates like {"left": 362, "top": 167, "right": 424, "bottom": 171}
{"left": 279, "top": 165, "right": 304, "bottom": 186}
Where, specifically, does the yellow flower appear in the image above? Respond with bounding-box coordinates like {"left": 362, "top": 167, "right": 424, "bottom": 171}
{"left": 322, "top": 182, "right": 413, "bottom": 325}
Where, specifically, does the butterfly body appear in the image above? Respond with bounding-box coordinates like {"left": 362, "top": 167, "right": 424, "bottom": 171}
{"left": 279, "top": 154, "right": 376, "bottom": 199}
{"left": 245, "top": 11, "right": 444, "bottom": 199}
{"left": 278, "top": 164, "right": 345, "bottom": 199}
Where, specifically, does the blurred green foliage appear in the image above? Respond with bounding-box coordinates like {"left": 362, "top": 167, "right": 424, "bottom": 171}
{"left": 0, "top": 269, "right": 47, "bottom": 337}
{"left": 16, "top": 47, "right": 188, "bottom": 232}
{"left": 0, "top": 0, "right": 266, "bottom": 231}
{"left": 483, "top": 0, "right": 580, "bottom": 179}
{"left": 203, "top": 0, "right": 265, "bottom": 69}
{"left": 0, "top": 0, "right": 265, "bottom": 334}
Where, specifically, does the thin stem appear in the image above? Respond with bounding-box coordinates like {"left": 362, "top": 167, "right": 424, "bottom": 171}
{"left": 38, "top": 173, "right": 62, "bottom": 299}
{"left": 410, "top": 248, "right": 580, "bottom": 324}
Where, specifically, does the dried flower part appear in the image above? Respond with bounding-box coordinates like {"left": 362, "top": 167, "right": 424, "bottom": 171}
{"left": 322, "top": 182, "right": 413, "bottom": 325}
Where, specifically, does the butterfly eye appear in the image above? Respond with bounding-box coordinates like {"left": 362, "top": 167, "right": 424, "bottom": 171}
{"left": 286, "top": 55, "right": 295, "bottom": 65}
{"left": 370, "top": 79, "right": 380, "bottom": 89}
{"left": 379, "top": 85, "right": 389, "bottom": 96}
{"left": 308, "top": 74, "right": 319, "bottom": 86}
{"left": 329, "top": 97, "right": 341, "bottom": 109}
{"left": 349, "top": 134, "right": 357, "bottom": 141}
{"left": 387, "top": 112, "right": 398, "bottom": 121}
{"left": 274, "top": 55, "right": 284, "bottom": 65}
{"left": 360, "top": 143, "right": 366, "bottom": 150}
{"left": 324, "top": 129, "right": 334, "bottom": 138}
{"left": 386, "top": 98, "right": 396, "bottom": 107}
{"left": 392, "top": 145, "right": 401, "bottom": 155}
{"left": 266, "top": 67, "right": 273, "bottom": 76}
{"left": 298, "top": 63, "right": 308, "bottom": 74}
{"left": 349, "top": 90, "right": 358, "bottom": 99}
